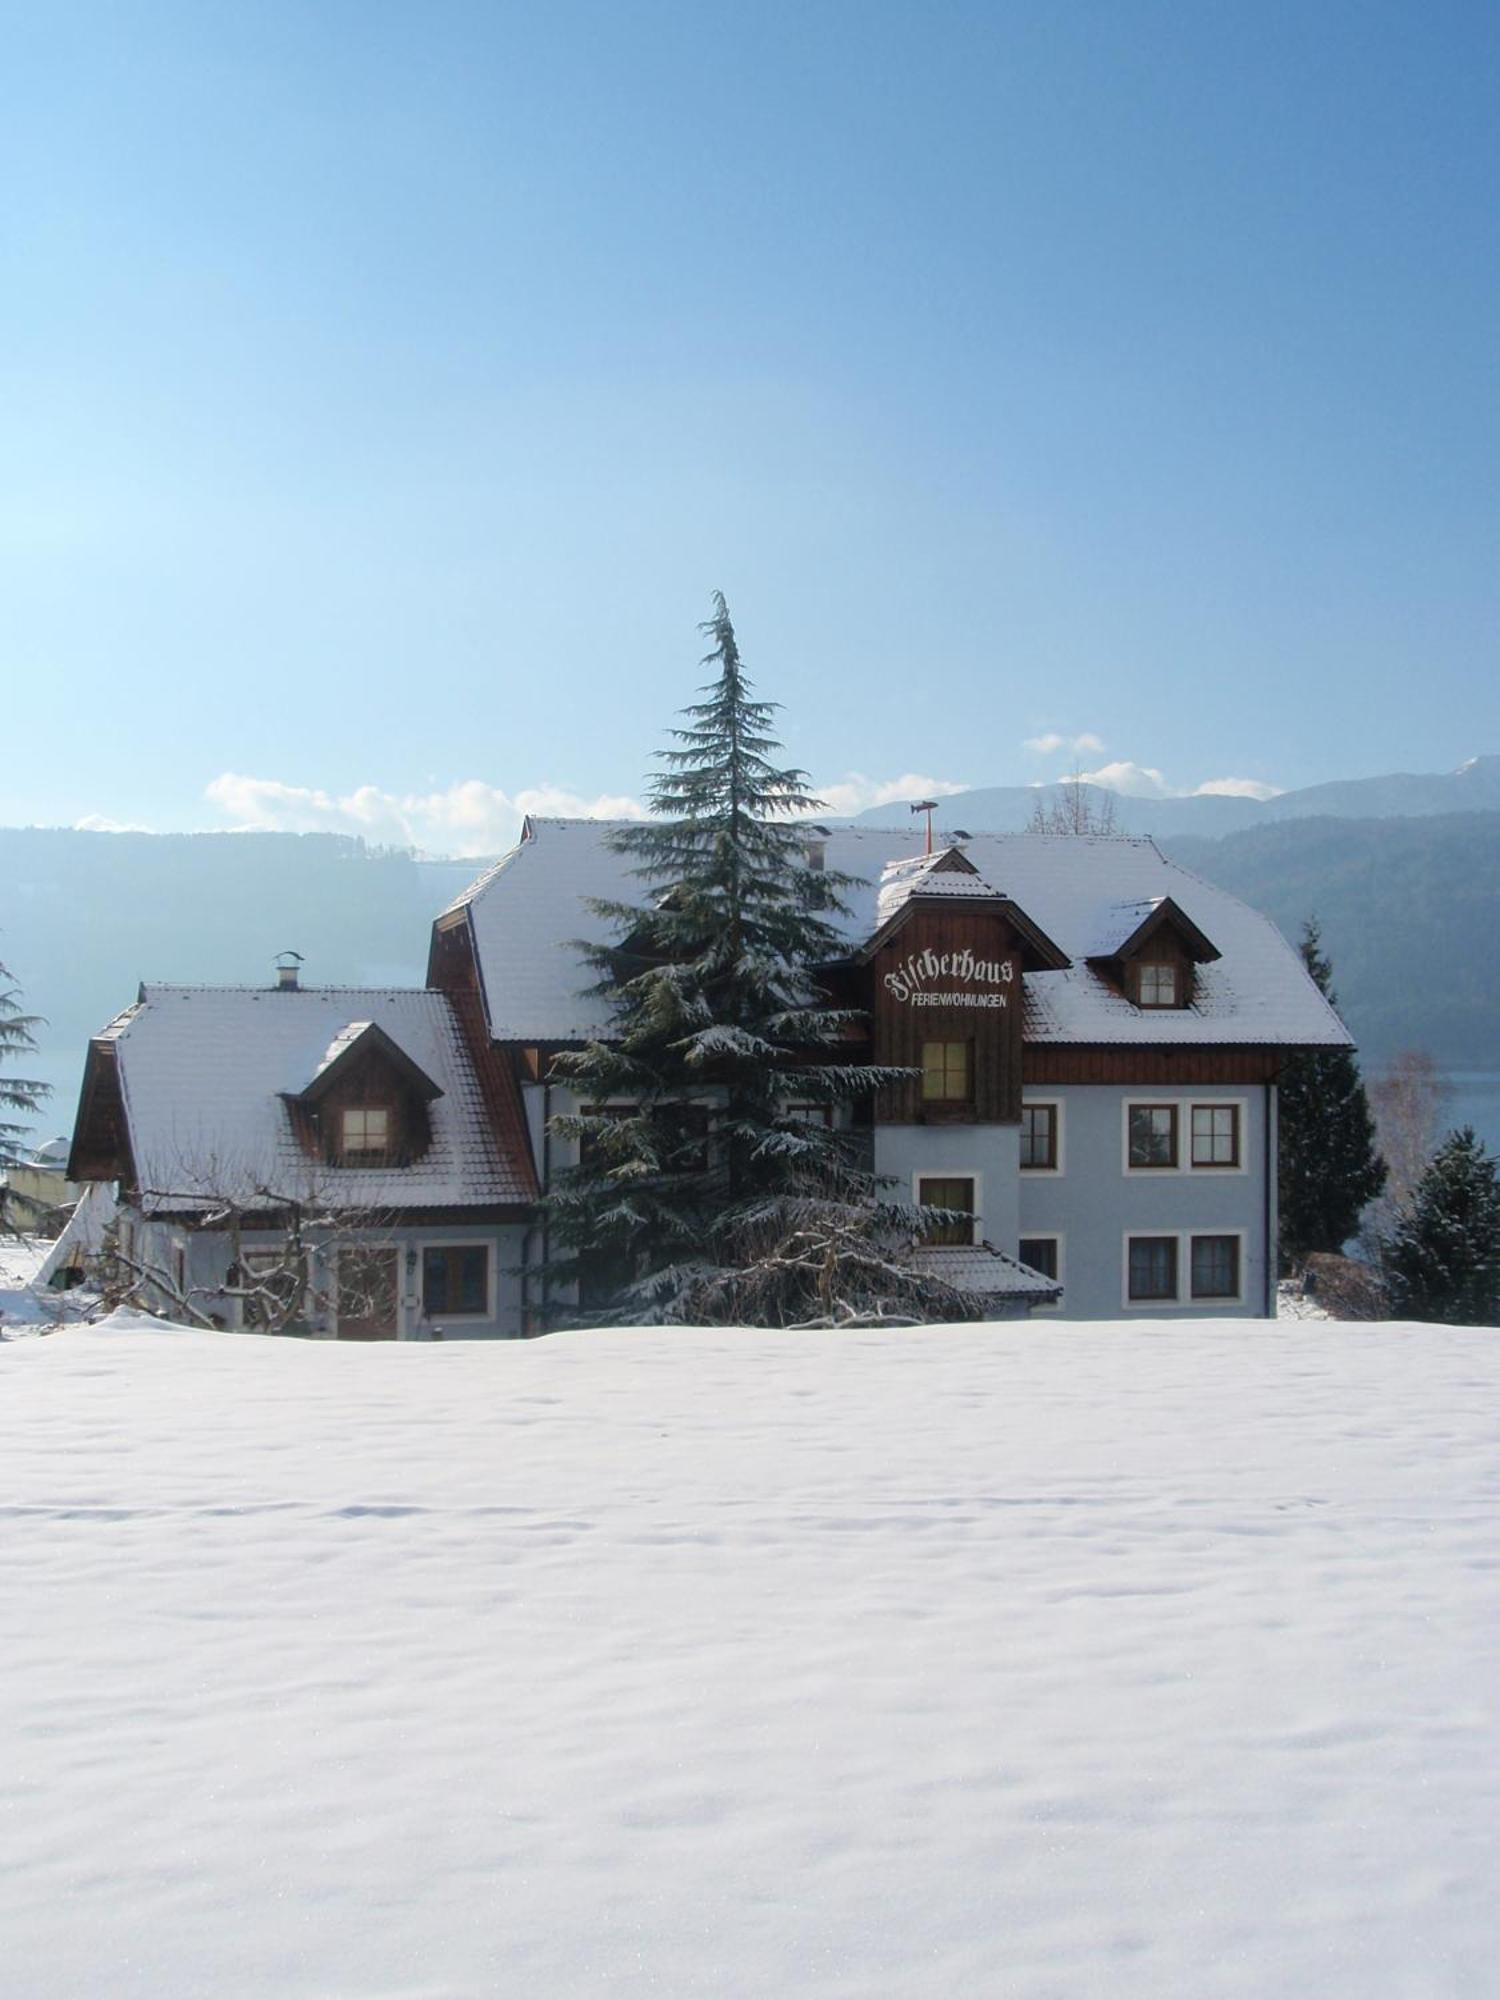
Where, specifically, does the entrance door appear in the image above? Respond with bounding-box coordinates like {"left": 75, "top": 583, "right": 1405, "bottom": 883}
{"left": 337, "top": 1247, "right": 400, "bottom": 1339}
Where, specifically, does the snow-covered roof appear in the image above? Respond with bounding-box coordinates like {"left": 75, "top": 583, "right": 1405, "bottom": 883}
{"left": 96, "top": 986, "right": 534, "bottom": 1215}
{"left": 445, "top": 820, "right": 1352, "bottom": 1048}
{"left": 875, "top": 850, "right": 1007, "bottom": 927}
{"left": 909, "top": 1242, "right": 1063, "bottom": 1300}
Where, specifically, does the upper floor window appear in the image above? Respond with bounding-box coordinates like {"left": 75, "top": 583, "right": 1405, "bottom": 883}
{"left": 918, "top": 1175, "right": 976, "bottom": 1246}
{"left": 340, "top": 1106, "right": 390, "bottom": 1162}
{"left": 1020, "top": 1103, "right": 1059, "bottom": 1171}
{"left": 1135, "top": 961, "right": 1180, "bottom": 1008}
{"left": 922, "top": 1041, "right": 972, "bottom": 1103}
{"left": 1190, "top": 1103, "right": 1241, "bottom": 1168}
{"left": 1127, "top": 1104, "right": 1178, "bottom": 1169}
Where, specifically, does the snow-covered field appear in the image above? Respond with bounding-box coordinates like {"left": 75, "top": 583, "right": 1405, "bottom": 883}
{"left": 3, "top": 1318, "right": 1498, "bottom": 1998}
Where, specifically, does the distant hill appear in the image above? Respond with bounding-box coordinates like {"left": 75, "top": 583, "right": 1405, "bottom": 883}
{"left": 1, "top": 829, "right": 482, "bottom": 1119}
{"left": 1162, "top": 814, "right": 1500, "bottom": 1069}
{"left": 851, "top": 755, "right": 1500, "bottom": 839}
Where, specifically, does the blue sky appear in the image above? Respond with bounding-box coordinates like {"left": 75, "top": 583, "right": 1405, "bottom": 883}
{"left": 5, "top": 0, "right": 1497, "bottom": 853}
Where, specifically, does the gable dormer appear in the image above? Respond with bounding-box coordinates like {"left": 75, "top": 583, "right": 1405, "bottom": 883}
{"left": 860, "top": 847, "right": 1069, "bottom": 1123}
{"left": 285, "top": 1022, "right": 444, "bottom": 1168}
{"left": 1085, "top": 897, "right": 1220, "bottom": 1011}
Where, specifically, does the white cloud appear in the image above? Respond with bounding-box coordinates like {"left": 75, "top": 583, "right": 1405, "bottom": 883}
{"left": 1024, "top": 731, "right": 1105, "bottom": 759}
{"left": 1075, "top": 760, "right": 1173, "bottom": 798}
{"left": 73, "top": 813, "right": 152, "bottom": 832}
{"left": 1193, "top": 776, "right": 1283, "bottom": 801}
{"left": 811, "top": 772, "right": 969, "bottom": 818}
{"left": 204, "top": 774, "right": 647, "bottom": 857}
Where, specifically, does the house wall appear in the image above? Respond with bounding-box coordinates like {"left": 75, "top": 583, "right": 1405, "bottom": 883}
{"left": 1018, "top": 1083, "right": 1274, "bottom": 1319}
{"left": 529, "top": 1078, "right": 1275, "bottom": 1322}
{"left": 119, "top": 1213, "right": 529, "bottom": 1339}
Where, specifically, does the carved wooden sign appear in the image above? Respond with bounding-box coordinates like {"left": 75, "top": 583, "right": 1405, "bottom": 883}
{"left": 882, "top": 947, "right": 1015, "bottom": 1009}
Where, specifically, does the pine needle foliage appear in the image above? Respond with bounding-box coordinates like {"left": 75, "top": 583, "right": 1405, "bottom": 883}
{"left": 1, "top": 958, "right": 48, "bottom": 1169}
{"left": 1380, "top": 1127, "right": 1500, "bottom": 1326}
{"left": 542, "top": 594, "right": 954, "bottom": 1328}
{"left": 1277, "top": 919, "right": 1386, "bottom": 1268}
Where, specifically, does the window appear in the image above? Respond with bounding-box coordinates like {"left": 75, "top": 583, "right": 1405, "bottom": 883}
{"left": 422, "top": 1244, "right": 491, "bottom": 1317}
{"left": 784, "top": 1102, "right": 833, "bottom": 1129}
{"left": 1127, "top": 1104, "right": 1178, "bottom": 1169}
{"left": 918, "top": 1176, "right": 976, "bottom": 1246}
{"left": 1127, "top": 1236, "right": 1178, "bottom": 1301}
{"left": 1191, "top": 1234, "right": 1240, "bottom": 1300}
{"left": 921, "top": 1041, "right": 972, "bottom": 1103}
{"left": 341, "top": 1106, "right": 390, "bottom": 1159}
{"left": 1020, "top": 1103, "right": 1058, "bottom": 1171}
{"left": 1191, "top": 1103, "right": 1240, "bottom": 1168}
{"left": 1136, "top": 961, "right": 1180, "bottom": 1008}
{"left": 1018, "top": 1236, "right": 1058, "bottom": 1280}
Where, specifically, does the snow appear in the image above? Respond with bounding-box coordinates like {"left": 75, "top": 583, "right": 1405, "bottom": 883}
{"left": 0, "top": 1233, "right": 94, "bottom": 1336}
{"left": 4, "top": 1320, "right": 1497, "bottom": 1997}
{"left": 97, "top": 984, "right": 531, "bottom": 1212}
{"left": 453, "top": 820, "right": 1352, "bottom": 1049}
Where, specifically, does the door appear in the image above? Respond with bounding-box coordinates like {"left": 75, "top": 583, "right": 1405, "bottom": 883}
{"left": 336, "top": 1246, "right": 400, "bottom": 1339}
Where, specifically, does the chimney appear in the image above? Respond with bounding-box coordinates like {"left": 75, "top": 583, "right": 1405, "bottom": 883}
{"left": 274, "top": 950, "right": 304, "bottom": 991}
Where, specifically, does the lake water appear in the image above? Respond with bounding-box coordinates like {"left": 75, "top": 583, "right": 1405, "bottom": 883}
{"left": 1427, "top": 1071, "right": 1500, "bottom": 1157}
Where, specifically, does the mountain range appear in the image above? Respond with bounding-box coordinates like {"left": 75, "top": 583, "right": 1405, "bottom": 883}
{"left": 850, "top": 755, "right": 1500, "bottom": 839}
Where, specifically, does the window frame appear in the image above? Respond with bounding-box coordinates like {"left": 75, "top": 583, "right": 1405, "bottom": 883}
{"left": 1122, "top": 1097, "right": 1249, "bottom": 1177}
{"left": 1018, "top": 1231, "right": 1064, "bottom": 1312}
{"left": 1189, "top": 1232, "right": 1243, "bottom": 1302}
{"left": 1189, "top": 1101, "right": 1242, "bottom": 1170}
{"left": 920, "top": 1038, "right": 974, "bottom": 1106}
{"left": 1124, "top": 1102, "right": 1180, "bottom": 1172}
{"left": 915, "top": 1171, "right": 981, "bottom": 1247}
{"left": 420, "top": 1240, "right": 495, "bottom": 1320}
{"left": 1019, "top": 1099, "right": 1064, "bottom": 1174}
{"left": 339, "top": 1103, "right": 392, "bottom": 1164}
{"left": 1121, "top": 1229, "right": 1248, "bottom": 1310}
{"left": 1133, "top": 959, "right": 1183, "bottom": 1009}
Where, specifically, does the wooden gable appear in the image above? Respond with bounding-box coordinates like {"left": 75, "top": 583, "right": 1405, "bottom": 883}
{"left": 866, "top": 900, "right": 1028, "bottom": 1124}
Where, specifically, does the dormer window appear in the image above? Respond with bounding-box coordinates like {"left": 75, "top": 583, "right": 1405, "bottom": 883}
{"left": 341, "top": 1106, "right": 390, "bottom": 1162}
{"left": 1135, "top": 961, "right": 1180, "bottom": 1009}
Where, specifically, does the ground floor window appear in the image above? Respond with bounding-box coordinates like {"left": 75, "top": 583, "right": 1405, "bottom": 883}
{"left": 1125, "top": 1231, "right": 1245, "bottom": 1306}
{"left": 1127, "top": 1235, "right": 1178, "bottom": 1301}
{"left": 1018, "top": 1235, "right": 1059, "bottom": 1281}
{"left": 422, "top": 1244, "right": 491, "bottom": 1316}
{"left": 1190, "top": 1234, "right": 1241, "bottom": 1299}
{"left": 918, "top": 1176, "right": 976, "bottom": 1246}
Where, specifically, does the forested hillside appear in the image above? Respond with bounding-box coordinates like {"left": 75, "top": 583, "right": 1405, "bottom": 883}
{"left": 1164, "top": 813, "right": 1500, "bottom": 1067}
{"left": 1, "top": 830, "right": 478, "bottom": 1116}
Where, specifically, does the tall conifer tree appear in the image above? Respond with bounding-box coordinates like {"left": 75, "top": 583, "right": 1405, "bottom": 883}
{"left": 542, "top": 595, "right": 972, "bottom": 1327}
{"left": 1381, "top": 1127, "right": 1500, "bottom": 1326}
{"left": 0, "top": 959, "right": 48, "bottom": 1170}
{"left": 1277, "top": 919, "right": 1385, "bottom": 1267}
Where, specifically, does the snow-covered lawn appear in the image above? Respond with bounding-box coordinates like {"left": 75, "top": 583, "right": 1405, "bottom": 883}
{"left": 3, "top": 1319, "right": 1497, "bottom": 1998}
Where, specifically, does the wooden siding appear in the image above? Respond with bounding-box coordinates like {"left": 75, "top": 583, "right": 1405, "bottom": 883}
{"left": 869, "top": 907, "right": 1025, "bottom": 1123}
{"left": 1024, "top": 1047, "right": 1283, "bottom": 1085}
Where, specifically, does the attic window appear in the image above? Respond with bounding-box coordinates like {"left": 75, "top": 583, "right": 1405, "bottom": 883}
{"left": 1135, "top": 962, "right": 1181, "bottom": 1009}
{"left": 341, "top": 1106, "right": 390, "bottom": 1161}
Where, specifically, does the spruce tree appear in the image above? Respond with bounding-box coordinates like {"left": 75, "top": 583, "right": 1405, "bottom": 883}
{"left": 0, "top": 959, "right": 48, "bottom": 1171}
{"left": 1381, "top": 1127, "right": 1500, "bottom": 1326}
{"left": 1277, "top": 918, "right": 1386, "bottom": 1268}
{"left": 543, "top": 594, "right": 973, "bottom": 1328}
